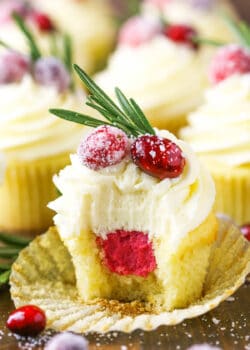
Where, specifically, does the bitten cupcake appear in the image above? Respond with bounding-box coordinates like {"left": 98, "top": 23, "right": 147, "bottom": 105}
{"left": 0, "top": 16, "right": 85, "bottom": 236}
{"left": 180, "top": 23, "right": 250, "bottom": 225}
{"left": 94, "top": 14, "right": 214, "bottom": 134}
{"left": 33, "top": 0, "right": 116, "bottom": 74}
{"left": 142, "top": 0, "right": 237, "bottom": 43}
{"left": 49, "top": 66, "right": 218, "bottom": 312}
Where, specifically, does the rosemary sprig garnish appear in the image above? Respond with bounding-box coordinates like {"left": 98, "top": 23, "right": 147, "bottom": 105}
{"left": 0, "top": 233, "right": 31, "bottom": 287}
{"left": 50, "top": 64, "right": 156, "bottom": 137}
{"left": 223, "top": 15, "right": 250, "bottom": 48}
{"left": 12, "top": 12, "right": 41, "bottom": 61}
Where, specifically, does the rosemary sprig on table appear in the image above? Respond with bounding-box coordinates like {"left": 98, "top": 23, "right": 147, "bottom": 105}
{"left": 50, "top": 64, "right": 155, "bottom": 137}
{"left": 0, "top": 233, "right": 31, "bottom": 288}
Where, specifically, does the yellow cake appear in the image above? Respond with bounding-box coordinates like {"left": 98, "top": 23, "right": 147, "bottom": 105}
{"left": 33, "top": 0, "right": 116, "bottom": 74}
{"left": 49, "top": 66, "right": 218, "bottom": 311}
{"left": 180, "top": 72, "right": 250, "bottom": 225}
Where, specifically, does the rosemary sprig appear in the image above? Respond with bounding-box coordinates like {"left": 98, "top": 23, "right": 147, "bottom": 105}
{"left": 223, "top": 15, "right": 250, "bottom": 48}
{"left": 0, "top": 232, "right": 31, "bottom": 247}
{"left": 50, "top": 64, "right": 156, "bottom": 137}
{"left": 0, "top": 270, "right": 11, "bottom": 288}
{"left": 12, "top": 12, "right": 41, "bottom": 61}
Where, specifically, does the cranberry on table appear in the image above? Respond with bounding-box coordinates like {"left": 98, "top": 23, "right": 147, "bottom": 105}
{"left": 131, "top": 135, "right": 186, "bottom": 180}
{"left": 240, "top": 223, "right": 250, "bottom": 242}
{"left": 118, "top": 16, "right": 161, "bottom": 47}
{"left": 34, "top": 57, "right": 70, "bottom": 93}
{"left": 6, "top": 305, "right": 46, "bottom": 336}
{"left": 0, "top": 51, "right": 30, "bottom": 84}
{"left": 78, "top": 125, "right": 129, "bottom": 170}
{"left": 29, "top": 11, "right": 55, "bottom": 32}
{"left": 209, "top": 45, "right": 250, "bottom": 84}
{"left": 164, "top": 24, "right": 198, "bottom": 49}
{"left": 45, "top": 332, "right": 89, "bottom": 350}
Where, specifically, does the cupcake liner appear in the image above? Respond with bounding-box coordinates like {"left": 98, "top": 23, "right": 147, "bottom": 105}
{"left": 0, "top": 153, "right": 70, "bottom": 237}
{"left": 211, "top": 164, "right": 250, "bottom": 225}
{"left": 10, "top": 219, "right": 250, "bottom": 333}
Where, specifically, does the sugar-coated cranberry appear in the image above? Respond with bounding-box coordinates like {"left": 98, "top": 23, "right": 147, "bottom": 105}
{"left": 209, "top": 45, "right": 250, "bottom": 84}
{"left": 0, "top": 0, "right": 30, "bottom": 24}
{"left": 45, "top": 332, "right": 89, "bottom": 350}
{"left": 6, "top": 305, "right": 46, "bottom": 336}
{"left": 118, "top": 16, "right": 162, "bottom": 47}
{"left": 78, "top": 125, "right": 129, "bottom": 170}
{"left": 131, "top": 135, "right": 185, "bottom": 180}
{"left": 164, "top": 24, "right": 198, "bottom": 49}
{"left": 0, "top": 51, "right": 30, "bottom": 84}
{"left": 34, "top": 57, "right": 70, "bottom": 92}
{"left": 240, "top": 223, "right": 250, "bottom": 242}
{"left": 96, "top": 230, "right": 157, "bottom": 277}
{"left": 29, "top": 11, "right": 55, "bottom": 32}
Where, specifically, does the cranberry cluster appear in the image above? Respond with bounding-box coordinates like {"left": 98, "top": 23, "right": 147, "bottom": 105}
{"left": 78, "top": 125, "right": 185, "bottom": 180}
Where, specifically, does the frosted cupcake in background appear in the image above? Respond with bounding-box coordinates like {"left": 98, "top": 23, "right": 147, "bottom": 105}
{"left": 33, "top": 0, "right": 117, "bottom": 74}
{"left": 180, "top": 20, "right": 250, "bottom": 225}
{"left": 0, "top": 15, "right": 85, "bottom": 236}
{"left": 94, "top": 12, "right": 223, "bottom": 134}
{"left": 142, "top": 0, "right": 237, "bottom": 43}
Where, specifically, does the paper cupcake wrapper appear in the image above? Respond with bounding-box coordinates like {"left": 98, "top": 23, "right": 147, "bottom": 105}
{"left": 10, "top": 219, "right": 250, "bottom": 333}
{"left": 0, "top": 153, "right": 70, "bottom": 236}
{"left": 211, "top": 165, "right": 250, "bottom": 225}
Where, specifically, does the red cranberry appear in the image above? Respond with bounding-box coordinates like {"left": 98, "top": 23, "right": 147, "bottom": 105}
{"left": 29, "top": 11, "right": 55, "bottom": 32}
{"left": 131, "top": 135, "right": 185, "bottom": 180}
{"left": 209, "top": 45, "right": 250, "bottom": 84}
{"left": 78, "top": 125, "right": 129, "bottom": 170}
{"left": 0, "top": 51, "right": 30, "bottom": 84}
{"left": 118, "top": 16, "right": 161, "bottom": 47}
{"left": 240, "top": 224, "right": 250, "bottom": 242}
{"left": 34, "top": 57, "right": 70, "bottom": 92}
{"left": 96, "top": 230, "right": 156, "bottom": 277}
{"left": 164, "top": 24, "right": 198, "bottom": 49}
{"left": 45, "top": 332, "right": 89, "bottom": 350}
{"left": 6, "top": 305, "right": 46, "bottom": 336}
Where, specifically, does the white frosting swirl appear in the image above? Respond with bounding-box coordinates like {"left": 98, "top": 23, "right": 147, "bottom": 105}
{"left": 95, "top": 37, "right": 208, "bottom": 126}
{"left": 49, "top": 129, "right": 215, "bottom": 251}
{"left": 180, "top": 74, "right": 250, "bottom": 167}
{"left": 0, "top": 76, "right": 85, "bottom": 160}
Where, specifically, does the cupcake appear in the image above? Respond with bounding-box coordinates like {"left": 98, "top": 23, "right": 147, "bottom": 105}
{"left": 0, "top": 0, "right": 58, "bottom": 57}
{"left": 33, "top": 0, "right": 116, "bottom": 74}
{"left": 142, "top": 0, "right": 237, "bottom": 43}
{"left": 94, "top": 14, "right": 214, "bottom": 134}
{"left": 0, "top": 16, "right": 85, "bottom": 236}
{"left": 180, "top": 39, "right": 250, "bottom": 225}
{"left": 49, "top": 66, "right": 218, "bottom": 311}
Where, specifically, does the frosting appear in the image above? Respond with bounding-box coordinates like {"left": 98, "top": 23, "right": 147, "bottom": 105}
{"left": 0, "top": 76, "right": 85, "bottom": 160}
{"left": 95, "top": 36, "right": 207, "bottom": 122}
{"left": 49, "top": 129, "right": 215, "bottom": 252}
{"left": 180, "top": 74, "right": 250, "bottom": 167}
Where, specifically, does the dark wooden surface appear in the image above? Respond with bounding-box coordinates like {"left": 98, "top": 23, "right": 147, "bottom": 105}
{"left": 0, "top": 283, "right": 249, "bottom": 349}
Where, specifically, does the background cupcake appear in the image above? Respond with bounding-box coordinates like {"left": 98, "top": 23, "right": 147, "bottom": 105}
{"left": 180, "top": 35, "right": 250, "bottom": 224}
{"left": 33, "top": 0, "right": 117, "bottom": 74}
{"left": 0, "top": 16, "right": 85, "bottom": 236}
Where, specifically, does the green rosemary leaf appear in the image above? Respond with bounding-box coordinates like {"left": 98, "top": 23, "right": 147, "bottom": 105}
{"left": 0, "top": 263, "right": 12, "bottom": 272}
{"left": 12, "top": 13, "right": 41, "bottom": 61}
{"left": 50, "top": 108, "right": 111, "bottom": 128}
{"left": 0, "top": 270, "right": 11, "bottom": 286}
{"left": 0, "top": 40, "right": 13, "bottom": 50}
{"left": 0, "top": 233, "right": 31, "bottom": 247}
{"left": 239, "top": 22, "right": 250, "bottom": 46}
{"left": 223, "top": 14, "right": 249, "bottom": 47}
{"left": 129, "top": 99, "right": 156, "bottom": 135}
{"left": 193, "top": 37, "right": 225, "bottom": 47}
{"left": 0, "top": 247, "right": 21, "bottom": 259}
{"left": 49, "top": 33, "right": 59, "bottom": 57}
{"left": 63, "top": 34, "right": 73, "bottom": 73}
{"left": 115, "top": 88, "right": 139, "bottom": 125}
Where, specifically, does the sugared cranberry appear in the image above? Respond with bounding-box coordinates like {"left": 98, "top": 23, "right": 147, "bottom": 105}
{"left": 6, "top": 305, "right": 46, "bottom": 336}
{"left": 34, "top": 57, "right": 70, "bottom": 92}
{"left": 45, "top": 332, "right": 89, "bottom": 350}
{"left": 209, "top": 45, "right": 250, "bottom": 84}
{"left": 118, "top": 16, "right": 161, "bottom": 47}
{"left": 164, "top": 24, "right": 198, "bottom": 49}
{"left": 0, "top": 51, "right": 30, "bottom": 84}
{"left": 78, "top": 125, "right": 129, "bottom": 170}
{"left": 97, "top": 230, "right": 156, "bottom": 277}
{"left": 29, "top": 11, "right": 55, "bottom": 32}
{"left": 240, "top": 223, "right": 250, "bottom": 242}
{"left": 131, "top": 135, "right": 185, "bottom": 180}
{"left": 0, "top": 0, "right": 30, "bottom": 24}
